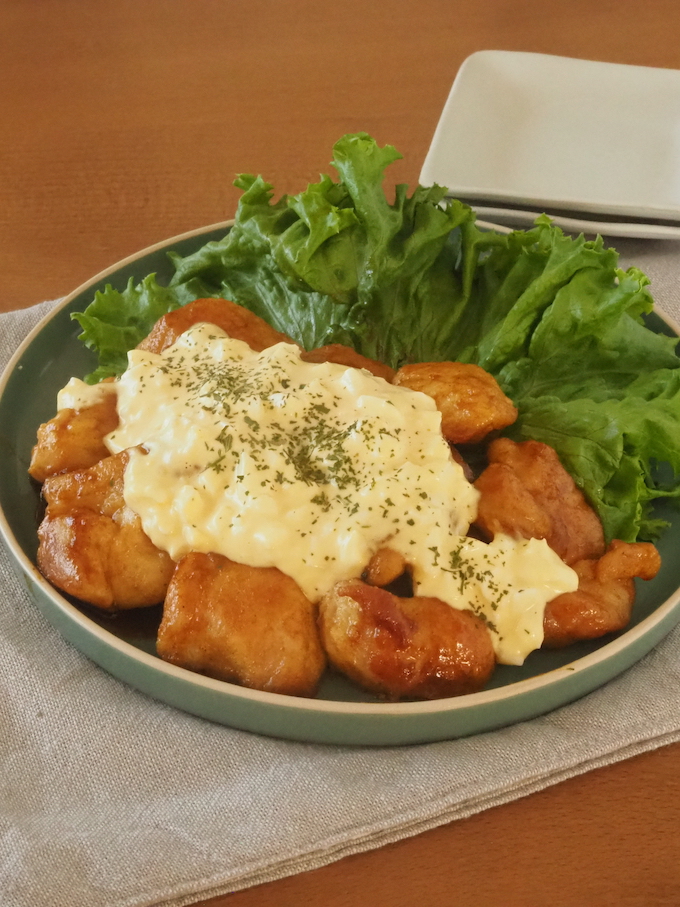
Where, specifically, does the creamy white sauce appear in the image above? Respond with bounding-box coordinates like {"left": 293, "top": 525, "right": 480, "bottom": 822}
{"left": 57, "top": 376, "right": 117, "bottom": 410}
{"left": 71, "top": 322, "right": 578, "bottom": 664}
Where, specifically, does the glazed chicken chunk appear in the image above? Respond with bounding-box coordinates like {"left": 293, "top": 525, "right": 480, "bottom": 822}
{"left": 474, "top": 437, "right": 661, "bottom": 648}
{"left": 364, "top": 547, "right": 408, "bottom": 588}
{"left": 157, "top": 552, "right": 326, "bottom": 697}
{"left": 393, "top": 361, "right": 518, "bottom": 444}
{"left": 474, "top": 437, "right": 605, "bottom": 565}
{"left": 301, "top": 343, "right": 396, "bottom": 383}
{"left": 137, "top": 296, "right": 295, "bottom": 354}
{"left": 543, "top": 540, "right": 661, "bottom": 647}
{"left": 37, "top": 450, "right": 175, "bottom": 610}
{"left": 28, "top": 390, "right": 119, "bottom": 482}
{"left": 318, "top": 579, "right": 495, "bottom": 700}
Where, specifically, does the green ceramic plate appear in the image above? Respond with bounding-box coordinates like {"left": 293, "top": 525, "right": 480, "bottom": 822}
{"left": 2, "top": 221, "right": 680, "bottom": 746}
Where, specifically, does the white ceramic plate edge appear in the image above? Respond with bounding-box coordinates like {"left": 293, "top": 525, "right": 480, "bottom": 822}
{"left": 472, "top": 206, "right": 680, "bottom": 240}
{"left": 420, "top": 50, "right": 680, "bottom": 228}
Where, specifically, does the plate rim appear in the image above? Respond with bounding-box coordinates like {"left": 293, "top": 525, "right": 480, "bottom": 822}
{"left": 473, "top": 207, "right": 680, "bottom": 241}
{"left": 2, "top": 219, "right": 680, "bottom": 743}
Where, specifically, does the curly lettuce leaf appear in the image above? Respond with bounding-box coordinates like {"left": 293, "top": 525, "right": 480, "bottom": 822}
{"left": 507, "top": 388, "right": 680, "bottom": 542}
{"left": 488, "top": 255, "right": 680, "bottom": 542}
{"left": 71, "top": 276, "right": 201, "bottom": 383}
{"left": 169, "top": 133, "right": 473, "bottom": 365}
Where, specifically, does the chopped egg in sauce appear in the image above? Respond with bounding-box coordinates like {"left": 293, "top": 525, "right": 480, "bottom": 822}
{"left": 62, "top": 322, "right": 578, "bottom": 665}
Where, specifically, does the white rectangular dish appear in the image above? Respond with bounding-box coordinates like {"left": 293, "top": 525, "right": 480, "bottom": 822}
{"left": 420, "top": 51, "right": 680, "bottom": 235}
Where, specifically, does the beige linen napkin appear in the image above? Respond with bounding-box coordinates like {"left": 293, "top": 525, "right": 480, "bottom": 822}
{"left": 2, "top": 238, "right": 680, "bottom": 907}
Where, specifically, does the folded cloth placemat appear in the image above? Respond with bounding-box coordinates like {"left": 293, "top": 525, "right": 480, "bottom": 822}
{"left": 2, "top": 237, "right": 680, "bottom": 907}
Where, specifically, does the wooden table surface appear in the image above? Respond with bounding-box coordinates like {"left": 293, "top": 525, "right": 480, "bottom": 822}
{"left": 3, "top": 1, "right": 680, "bottom": 904}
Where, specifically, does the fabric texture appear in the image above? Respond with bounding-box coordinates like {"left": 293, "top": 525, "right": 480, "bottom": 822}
{"left": 1, "top": 238, "right": 680, "bottom": 907}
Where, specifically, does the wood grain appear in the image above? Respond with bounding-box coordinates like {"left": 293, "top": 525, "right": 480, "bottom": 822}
{"left": 3, "top": 0, "right": 680, "bottom": 311}
{"left": 3, "top": 2, "right": 680, "bottom": 904}
{"left": 213, "top": 744, "right": 680, "bottom": 907}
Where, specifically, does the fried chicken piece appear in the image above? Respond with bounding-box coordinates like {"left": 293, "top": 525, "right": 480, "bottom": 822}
{"left": 28, "top": 392, "right": 119, "bottom": 482}
{"left": 393, "top": 361, "right": 517, "bottom": 444}
{"left": 318, "top": 579, "right": 495, "bottom": 700}
{"left": 474, "top": 438, "right": 605, "bottom": 565}
{"left": 138, "top": 297, "right": 295, "bottom": 354}
{"left": 157, "top": 552, "right": 326, "bottom": 697}
{"left": 301, "top": 344, "right": 396, "bottom": 383}
{"left": 543, "top": 540, "right": 661, "bottom": 647}
{"left": 364, "top": 547, "right": 407, "bottom": 587}
{"left": 37, "top": 451, "right": 175, "bottom": 610}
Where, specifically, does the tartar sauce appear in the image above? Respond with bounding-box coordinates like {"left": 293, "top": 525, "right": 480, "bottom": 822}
{"left": 67, "top": 322, "right": 578, "bottom": 664}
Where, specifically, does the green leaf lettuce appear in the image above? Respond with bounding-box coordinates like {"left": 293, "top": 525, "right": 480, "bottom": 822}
{"left": 71, "top": 133, "right": 680, "bottom": 543}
